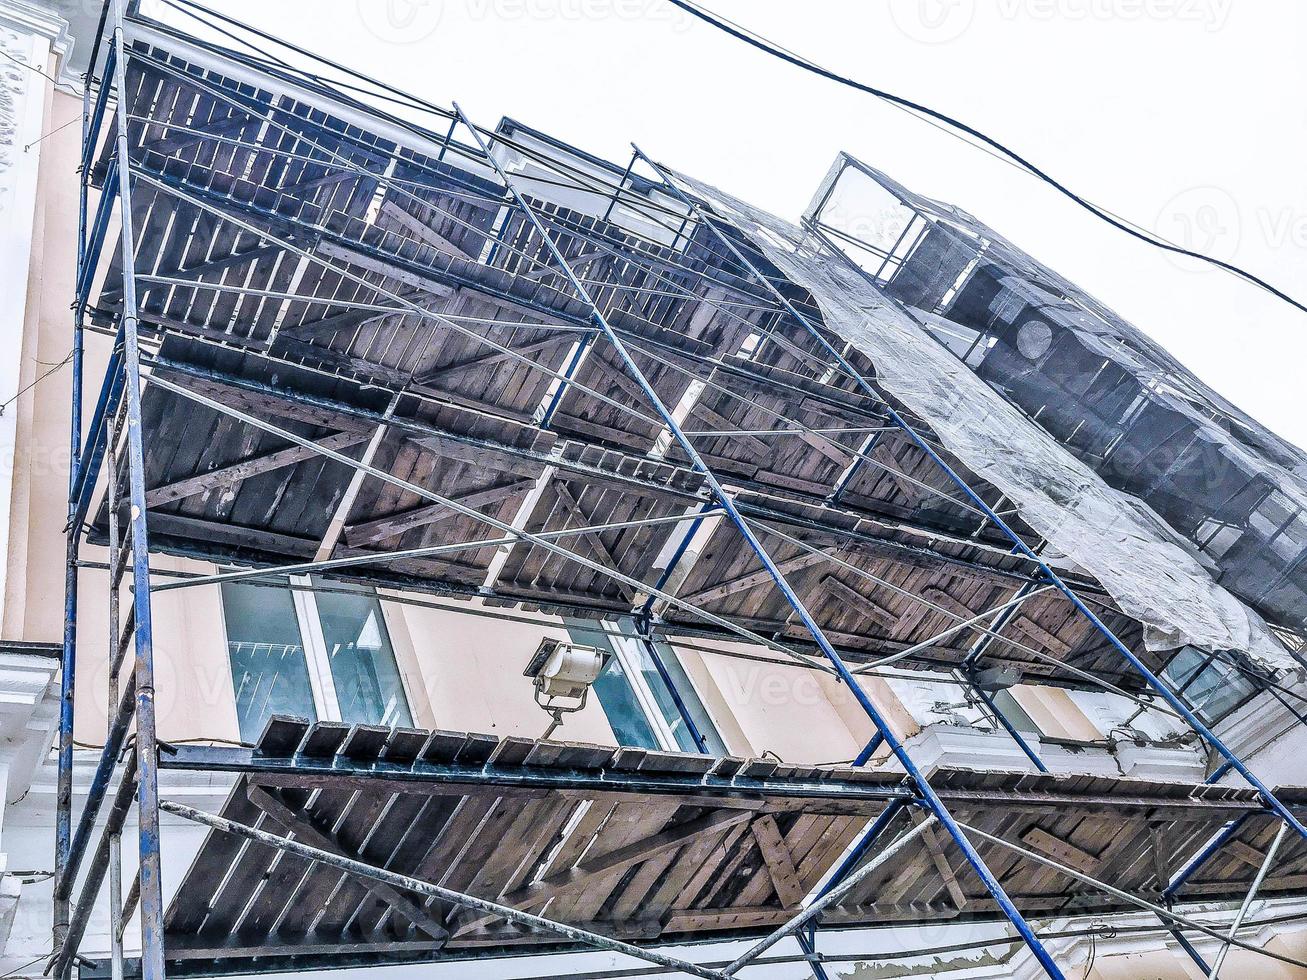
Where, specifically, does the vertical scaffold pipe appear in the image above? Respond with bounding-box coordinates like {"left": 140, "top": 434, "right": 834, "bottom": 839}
{"left": 453, "top": 107, "right": 1065, "bottom": 980}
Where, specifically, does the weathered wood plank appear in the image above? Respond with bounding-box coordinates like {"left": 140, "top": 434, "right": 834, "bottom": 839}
{"left": 749, "top": 814, "right": 805, "bottom": 909}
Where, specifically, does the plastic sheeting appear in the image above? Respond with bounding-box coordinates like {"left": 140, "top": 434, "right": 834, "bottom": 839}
{"left": 674, "top": 170, "right": 1293, "bottom": 672}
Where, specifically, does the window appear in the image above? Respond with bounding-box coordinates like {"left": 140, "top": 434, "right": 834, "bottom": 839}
{"left": 1161, "top": 646, "right": 1260, "bottom": 725}
{"left": 222, "top": 580, "right": 317, "bottom": 741}
{"left": 312, "top": 578, "right": 413, "bottom": 728}
{"left": 989, "top": 689, "right": 1041, "bottom": 736}
{"left": 565, "top": 619, "right": 725, "bottom": 754}
{"left": 221, "top": 577, "right": 413, "bottom": 742}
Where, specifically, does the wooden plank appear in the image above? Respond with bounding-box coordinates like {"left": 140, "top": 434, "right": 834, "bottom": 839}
{"left": 819, "top": 574, "right": 895, "bottom": 628}
{"left": 146, "top": 431, "right": 369, "bottom": 506}
{"left": 682, "top": 550, "right": 831, "bottom": 606}
{"left": 344, "top": 479, "right": 535, "bottom": 547}
{"left": 493, "top": 808, "right": 753, "bottom": 914}
{"left": 749, "top": 814, "right": 805, "bottom": 908}
{"left": 380, "top": 201, "right": 477, "bottom": 261}
{"left": 246, "top": 786, "right": 449, "bottom": 943}
{"left": 1020, "top": 826, "right": 1102, "bottom": 876}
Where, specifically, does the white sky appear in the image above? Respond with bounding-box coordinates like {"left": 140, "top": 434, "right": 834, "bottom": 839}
{"left": 178, "top": 0, "right": 1307, "bottom": 451}
{"left": 138, "top": 3, "right": 1306, "bottom": 976}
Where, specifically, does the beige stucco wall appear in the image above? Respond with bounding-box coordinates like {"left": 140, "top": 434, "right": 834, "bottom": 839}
{"left": 0, "top": 91, "right": 1097, "bottom": 761}
{"left": 672, "top": 636, "right": 916, "bottom": 765}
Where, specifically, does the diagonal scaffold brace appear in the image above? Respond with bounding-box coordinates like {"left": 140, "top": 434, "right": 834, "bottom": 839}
{"left": 449, "top": 104, "right": 1068, "bottom": 980}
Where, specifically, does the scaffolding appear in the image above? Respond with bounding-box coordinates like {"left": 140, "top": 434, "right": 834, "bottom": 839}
{"left": 52, "top": 1, "right": 1307, "bottom": 978}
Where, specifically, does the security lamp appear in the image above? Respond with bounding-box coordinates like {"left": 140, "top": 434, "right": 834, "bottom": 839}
{"left": 525, "top": 638, "right": 606, "bottom": 738}
{"left": 973, "top": 664, "right": 1021, "bottom": 692}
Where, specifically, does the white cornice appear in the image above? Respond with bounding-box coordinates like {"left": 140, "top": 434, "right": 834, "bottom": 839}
{"left": 0, "top": 1, "right": 77, "bottom": 93}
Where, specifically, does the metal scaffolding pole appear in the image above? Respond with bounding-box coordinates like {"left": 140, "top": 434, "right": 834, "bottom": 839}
{"left": 957, "top": 819, "right": 1307, "bottom": 971}
{"left": 632, "top": 145, "right": 1307, "bottom": 846}
{"left": 1207, "top": 820, "right": 1289, "bottom": 978}
{"left": 161, "top": 800, "right": 733, "bottom": 980}
{"left": 455, "top": 107, "right": 1066, "bottom": 980}
{"left": 108, "top": 1, "right": 165, "bottom": 977}
{"left": 723, "top": 815, "right": 937, "bottom": 975}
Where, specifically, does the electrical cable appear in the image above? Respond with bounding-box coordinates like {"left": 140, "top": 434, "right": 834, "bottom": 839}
{"left": 664, "top": 0, "right": 1307, "bottom": 317}
{"left": 0, "top": 350, "right": 73, "bottom": 418}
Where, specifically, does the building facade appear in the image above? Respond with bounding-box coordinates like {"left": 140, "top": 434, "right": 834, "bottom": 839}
{"left": 0, "top": 2, "right": 1304, "bottom": 977}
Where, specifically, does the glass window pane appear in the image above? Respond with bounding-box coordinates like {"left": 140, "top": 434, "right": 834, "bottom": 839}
{"left": 221, "top": 579, "right": 316, "bottom": 743}
{"left": 566, "top": 620, "right": 660, "bottom": 749}
{"left": 626, "top": 625, "right": 725, "bottom": 754}
{"left": 312, "top": 579, "right": 413, "bottom": 727}
{"left": 991, "top": 689, "right": 1041, "bottom": 735}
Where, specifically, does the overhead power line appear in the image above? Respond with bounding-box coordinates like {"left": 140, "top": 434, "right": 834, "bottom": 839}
{"left": 665, "top": 0, "right": 1307, "bottom": 317}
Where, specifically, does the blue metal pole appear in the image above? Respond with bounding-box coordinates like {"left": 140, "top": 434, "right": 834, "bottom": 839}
{"left": 796, "top": 926, "right": 832, "bottom": 980}
{"left": 1206, "top": 761, "right": 1233, "bottom": 785}
{"left": 963, "top": 582, "right": 1036, "bottom": 669}
{"left": 633, "top": 145, "right": 1307, "bottom": 847}
{"left": 970, "top": 680, "right": 1049, "bottom": 773}
{"left": 55, "top": 27, "right": 98, "bottom": 948}
{"left": 635, "top": 626, "right": 710, "bottom": 755}
{"left": 454, "top": 117, "right": 1060, "bottom": 978}
{"left": 852, "top": 732, "right": 884, "bottom": 767}
{"left": 1163, "top": 815, "right": 1250, "bottom": 901}
{"left": 1168, "top": 919, "right": 1212, "bottom": 974}
{"left": 108, "top": 7, "right": 166, "bottom": 976}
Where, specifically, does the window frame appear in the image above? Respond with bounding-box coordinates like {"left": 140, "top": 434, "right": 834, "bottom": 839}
{"left": 218, "top": 575, "right": 415, "bottom": 734}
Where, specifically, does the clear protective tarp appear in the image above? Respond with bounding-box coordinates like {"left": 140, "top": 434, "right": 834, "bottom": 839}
{"left": 674, "top": 167, "right": 1293, "bottom": 672}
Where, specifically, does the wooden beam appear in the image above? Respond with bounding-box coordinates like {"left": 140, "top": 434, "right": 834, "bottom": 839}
{"left": 246, "top": 786, "right": 449, "bottom": 943}
{"left": 1008, "top": 615, "right": 1073, "bottom": 656}
{"left": 1226, "top": 838, "right": 1268, "bottom": 871}
{"left": 551, "top": 482, "right": 635, "bottom": 601}
{"left": 416, "top": 334, "right": 572, "bottom": 385}
{"left": 146, "top": 431, "right": 370, "bottom": 507}
{"left": 161, "top": 372, "right": 371, "bottom": 433}
{"left": 749, "top": 814, "right": 805, "bottom": 908}
{"left": 684, "top": 401, "right": 770, "bottom": 458}
{"left": 410, "top": 433, "right": 546, "bottom": 480}
{"left": 344, "top": 479, "right": 536, "bottom": 547}
{"left": 682, "top": 550, "right": 832, "bottom": 606}
{"left": 165, "top": 244, "right": 282, "bottom": 283}
{"left": 1149, "top": 824, "right": 1172, "bottom": 892}
{"left": 315, "top": 239, "right": 454, "bottom": 299}
{"left": 379, "top": 201, "right": 477, "bottom": 261}
{"left": 818, "top": 574, "right": 896, "bottom": 629}
{"left": 146, "top": 512, "right": 318, "bottom": 558}
{"left": 912, "top": 811, "right": 967, "bottom": 910}
{"left": 525, "top": 249, "right": 606, "bottom": 281}
{"left": 486, "top": 808, "right": 753, "bottom": 917}
{"left": 1019, "top": 826, "right": 1101, "bottom": 876}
